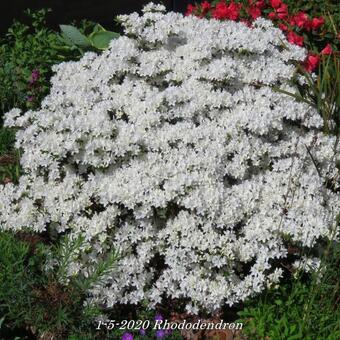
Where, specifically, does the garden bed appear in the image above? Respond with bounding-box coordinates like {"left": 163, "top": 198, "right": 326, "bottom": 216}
{"left": 0, "top": 1, "right": 339, "bottom": 339}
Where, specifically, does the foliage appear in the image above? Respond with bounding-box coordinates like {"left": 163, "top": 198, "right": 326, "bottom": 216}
{"left": 0, "top": 127, "right": 15, "bottom": 156}
{"left": 0, "top": 9, "right": 65, "bottom": 121}
{"left": 0, "top": 128, "right": 20, "bottom": 183}
{"left": 237, "top": 241, "right": 340, "bottom": 339}
{"left": 277, "top": 53, "right": 340, "bottom": 136}
{"left": 0, "top": 9, "right": 119, "bottom": 125}
{"left": 0, "top": 231, "right": 119, "bottom": 339}
{"left": 58, "top": 23, "right": 120, "bottom": 54}
{"left": 283, "top": 0, "right": 340, "bottom": 28}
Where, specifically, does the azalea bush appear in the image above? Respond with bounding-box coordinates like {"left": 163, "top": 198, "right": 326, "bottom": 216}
{"left": 0, "top": 2, "right": 339, "bottom": 317}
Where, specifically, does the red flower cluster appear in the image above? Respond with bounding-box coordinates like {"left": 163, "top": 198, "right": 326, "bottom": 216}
{"left": 186, "top": 1, "right": 337, "bottom": 73}
{"left": 311, "top": 17, "right": 325, "bottom": 30}
{"left": 290, "top": 11, "right": 308, "bottom": 28}
{"left": 212, "top": 1, "right": 242, "bottom": 21}
{"left": 266, "top": 0, "right": 326, "bottom": 32}
{"left": 186, "top": 4, "right": 197, "bottom": 16}
{"left": 321, "top": 43, "right": 333, "bottom": 55}
{"left": 186, "top": 1, "right": 211, "bottom": 17}
{"left": 304, "top": 54, "right": 320, "bottom": 72}
{"left": 268, "top": 0, "right": 288, "bottom": 20}
{"left": 246, "top": 0, "right": 265, "bottom": 19}
{"left": 287, "top": 12, "right": 324, "bottom": 31}
{"left": 201, "top": 0, "right": 212, "bottom": 12}
{"left": 287, "top": 31, "right": 304, "bottom": 47}
{"left": 247, "top": 5, "right": 261, "bottom": 20}
{"left": 304, "top": 44, "right": 333, "bottom": 72}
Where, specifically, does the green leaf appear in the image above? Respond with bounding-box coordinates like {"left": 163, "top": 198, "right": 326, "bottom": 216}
{"left": 290, "top": 324, "right": 297, "bottom": 334}
{"left": 59, "top": 25, "right": 91, "bottom": 48}
{"left": 89, "top": 31, "right": 120, "bottom": 50}
{"left": 92, "top": 23, "right": 106, "bottom": 34}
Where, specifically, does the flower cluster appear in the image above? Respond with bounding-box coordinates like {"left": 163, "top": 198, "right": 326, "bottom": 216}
{"left": 187, "top": 0, "right": 339, "bottom": 72}
{"left": 0, "top": 3, "right": 339, "bottom": 314}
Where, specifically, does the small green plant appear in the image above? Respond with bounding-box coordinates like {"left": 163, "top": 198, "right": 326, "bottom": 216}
{"left": 0, "top": 127, "right": 16, "bottom": 155}
{"left": 0, "top": 231, "right": 119, "bottom": 339}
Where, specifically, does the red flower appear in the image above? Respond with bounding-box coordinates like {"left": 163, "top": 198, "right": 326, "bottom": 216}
{"left": 311, "top": 16, "right": 325, "bottom": 30}
{"left": 186, "top": 4, "right": 197, "bottom": 16}
{"left": 212, "top": 1, "right": 229, "bottom": 20}
{"left": 291, "top": 11, "right": 309, "bottom": 28}
{"left": 227, "top": 1, "right": 242, "bottom": 21}
{"left": 268, "top": 3, "right": 288, "bottom": 20}
{"left": 321, "top": 43, "right": 333, "bottom": 55}
{"left": 268, "top": 12, "right": 277, "bottom": 20}
{"left": 270, "top": 0, "right": 282, "bottom": 9}
{"left": 287, "top": 31, "right": 304, "bottom": 46}
{"left": 304, "top": 54, "right": 320, "bottom": 72}
{"left": 278, "top": 23, "right": 288, "bottom": 31}
{"left": 248, "top": 6, "right": 261, "bottom": 20}
{"left": 276, "top": 4, "right": 288, "bottom": 19}
{"left": 303, "top": 19, "right": 313, "bottom": 31}
{"left": 255, "top": 0, "right": 266, "bottom": 9}
{"left": 212, "top": 1, "right": 242, "bottom": 21}
{"left": 201, "top": 1, "right": 211, "bottom": 13}
{"left": 248, "top": 0, "right": 265, "bottom": 8}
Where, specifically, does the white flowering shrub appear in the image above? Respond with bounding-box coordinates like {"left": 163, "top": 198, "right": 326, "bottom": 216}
{"left": 1, "top": 3, "right": 339, "bottom": 314}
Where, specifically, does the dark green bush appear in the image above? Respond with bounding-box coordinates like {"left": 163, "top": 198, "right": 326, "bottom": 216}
{"left": 0, "top": 9, "right": 110, "bottom": 124}
{"left": 0, "top": 9, "right": 66, "bottom": 121}
{"left": 0, "top": 232, "right": 119, "bottom": 339}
